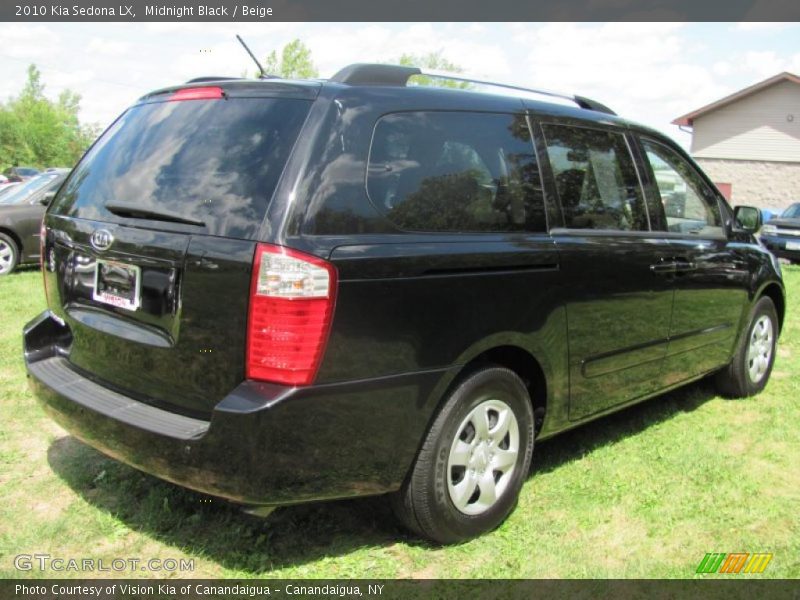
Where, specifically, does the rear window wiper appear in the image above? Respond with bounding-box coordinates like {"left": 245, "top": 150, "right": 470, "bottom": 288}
{"left": 104, "top": 202, "right": 206, "bottom": 227}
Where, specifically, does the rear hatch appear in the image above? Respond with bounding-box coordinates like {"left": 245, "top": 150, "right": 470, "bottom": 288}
{"left": 43, "top": 82, "right": 316, "bottom": 417}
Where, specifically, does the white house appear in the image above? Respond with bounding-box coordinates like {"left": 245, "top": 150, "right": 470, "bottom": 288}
{"left": 673, "top": 72, "right": 800, "bottom": 210}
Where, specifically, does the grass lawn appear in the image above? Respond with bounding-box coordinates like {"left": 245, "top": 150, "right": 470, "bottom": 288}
{"left": 0, "top": 265, "right": 798, "bottom": 579}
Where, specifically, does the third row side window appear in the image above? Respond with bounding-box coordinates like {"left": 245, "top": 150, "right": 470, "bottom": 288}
{"left": 367, "top": 111, "right": 546, "bottom": 233}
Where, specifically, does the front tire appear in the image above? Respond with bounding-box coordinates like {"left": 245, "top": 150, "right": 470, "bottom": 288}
{"left": 392, "top": 367, "right": 535, "bottom": 544}
{"left": 0, "top": 233, "right": 19, "bottom": 276}
{"left": 714, "top": 296, "right": 778, "bottom": 398}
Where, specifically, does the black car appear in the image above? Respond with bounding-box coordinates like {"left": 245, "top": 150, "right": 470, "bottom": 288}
{"left": 0, "top": 170, "right": 69, "bottom": 275}
{"left": 760, "top": 202, "right": 800, "bottom": 263}
{"left": 24, "top": 65, "right": 784, "bottom": 543}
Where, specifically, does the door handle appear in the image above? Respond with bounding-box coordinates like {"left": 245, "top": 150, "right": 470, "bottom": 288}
{"left": 673, "top": 258, "right": 697, "bottom": 273}
{"left": 650, "top": 261, "right": 677, "bottom": 274}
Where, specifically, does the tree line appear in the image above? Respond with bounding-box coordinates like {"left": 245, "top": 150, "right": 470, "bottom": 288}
{"left": 1, "top": 43, "right": 465, "bottom": 172}
{"left": 256, "top": 39, "right": 469, "bottom": 89}
{"left": 0, "top": 65, "right": 99, "bottom": 172}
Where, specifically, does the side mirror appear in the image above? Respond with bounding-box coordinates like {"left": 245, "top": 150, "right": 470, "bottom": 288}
{"left": 39, "top": 191, "right": 56, "bottom": 206}
{"left": 733, "top": 205, "right": 762, "bottom": 233}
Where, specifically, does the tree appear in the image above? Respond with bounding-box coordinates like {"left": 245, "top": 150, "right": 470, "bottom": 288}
{"left": 0, "top": 64, "right": 97, "bottom": 170}
{"left": 396, "top": 52, "right": 472, "bottom": 89}
{"left": 19, "top": 64, "right": 45, "bottom": 102}
{"left": 261, "top": 39, "right": 319, "bottom": 79}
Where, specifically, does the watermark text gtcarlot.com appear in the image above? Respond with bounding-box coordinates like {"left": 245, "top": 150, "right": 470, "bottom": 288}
{"left": 14, "top": 553, "right": 195, "bottom": 573}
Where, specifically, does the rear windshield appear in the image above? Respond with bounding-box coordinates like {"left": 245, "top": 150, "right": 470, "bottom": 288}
{"left": 51, "top": 96, "right": 312, "bottom": 238}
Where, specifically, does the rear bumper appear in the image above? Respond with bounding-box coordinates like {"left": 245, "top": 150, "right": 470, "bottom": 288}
{"left": 25, "top": 311, "right": 450, "bottom": 507}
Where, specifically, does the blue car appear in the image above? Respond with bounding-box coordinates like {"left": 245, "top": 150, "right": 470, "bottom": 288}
{"left": 760, "top": 203, "right": 800, "bottom": 263}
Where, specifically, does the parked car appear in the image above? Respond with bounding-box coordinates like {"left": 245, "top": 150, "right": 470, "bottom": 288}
{"left": 0, "top": 169, "right": 69, "bottom": 275}
{"left": 2, "top": 166, "right": 40, "bottom": 183}
{"left": 0, "top": 172, "right": 16, "bottom": 193}
{"left": 0, "top": 182, "right": 21, "bottom": 200}
{"left": 759, "top": 202, "right": 800, "bottom": 263}
{"left": 24, "top": 66, "right": 784, "bottom": 543}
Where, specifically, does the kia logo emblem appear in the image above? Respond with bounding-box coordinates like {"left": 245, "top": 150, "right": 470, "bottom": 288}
{"left": 90, "top": 229, "right": 114, "bottom": 252}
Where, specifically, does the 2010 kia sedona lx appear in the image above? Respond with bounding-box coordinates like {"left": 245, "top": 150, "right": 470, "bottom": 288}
{"left": 24, "top": 64, "right": 784, "bottom": 544}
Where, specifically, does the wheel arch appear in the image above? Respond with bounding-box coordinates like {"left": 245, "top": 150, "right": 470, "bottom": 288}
{"left": 458, "top": 346, "right": 548, "bottom": 437}
{"left": 757, "top": 281, "right": 785, "bottom": 334}
{"left": 426, "top": 340, "right": 552, "bottom": 440}
{"left": 0, "top": 227, "right": 23, "bottom": 255}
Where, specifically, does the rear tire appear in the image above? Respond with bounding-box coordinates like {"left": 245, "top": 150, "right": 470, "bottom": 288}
{"left": 392, "top": 367, "right": 534, "bottom": 544}
{"left": 714, "top": 296, "right": 778, "bottom": 398}
{"left": 0, "top": 233, "right": 19, "bottom": 276}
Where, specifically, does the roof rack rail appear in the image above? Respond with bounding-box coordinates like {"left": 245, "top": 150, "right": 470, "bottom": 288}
{"left": 329, "top": 63, "right": 616, "bottom": 116}
{"left": 185, "top": 76, "right": 243, "bottom": 83}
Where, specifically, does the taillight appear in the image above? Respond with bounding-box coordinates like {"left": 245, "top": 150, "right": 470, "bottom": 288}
{"left": 168, "top": 86, "right": 224, "bottom": 101}
{"left": 246, "top": 243, "right": 337, "bottom": 386}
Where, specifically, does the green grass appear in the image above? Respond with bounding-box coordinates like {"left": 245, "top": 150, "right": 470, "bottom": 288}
{"left": 1, "top": 265, "right": 798, "bottom": 579}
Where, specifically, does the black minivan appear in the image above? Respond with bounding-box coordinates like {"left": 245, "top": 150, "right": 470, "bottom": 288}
{"left": 25, "top": 64, "right": 785, "bottom": 544}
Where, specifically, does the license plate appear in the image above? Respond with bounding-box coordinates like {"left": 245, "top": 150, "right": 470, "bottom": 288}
{"left": 786, "top": 241, "right": 800, "bottom": 251}
{"left": 93, "top": 259, "right": 141, "bottom": 311}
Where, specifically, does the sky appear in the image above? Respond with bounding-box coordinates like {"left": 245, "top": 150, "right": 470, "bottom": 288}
{"left": 0, "top": 22, "right": 799, "bottom": 148}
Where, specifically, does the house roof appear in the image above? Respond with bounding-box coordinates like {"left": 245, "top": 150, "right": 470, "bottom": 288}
{"left": 672, "top": 71, "right": 800, "bottom": 127}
